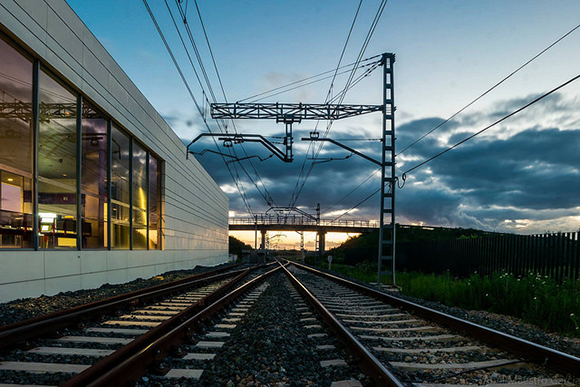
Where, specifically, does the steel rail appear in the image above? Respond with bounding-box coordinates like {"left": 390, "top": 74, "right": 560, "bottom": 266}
{"left": 0, "top": 264, "right": 244, "bottom": 350}
{"left": 290, "top": 261, "right": 580, "bottom": 376}
{"left": 62, "top": 264, "right": 284, "bottom": 387}
{"left": 278, "top": 262, "right": 406, "bottom": 387}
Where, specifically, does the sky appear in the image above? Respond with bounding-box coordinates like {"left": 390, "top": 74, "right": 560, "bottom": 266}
{"left": 66, "top": 0, "right": 580, "bottom": 248}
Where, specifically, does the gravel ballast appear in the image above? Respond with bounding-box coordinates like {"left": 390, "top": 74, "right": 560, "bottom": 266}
{"left": 142, "top": 272, "right": 369, "bottom": 386}
{"left": 0, "top": 263, "right": 238, "bottom": 326}
{"left": 1, "top": 262, "right": 579, "bottom": 386}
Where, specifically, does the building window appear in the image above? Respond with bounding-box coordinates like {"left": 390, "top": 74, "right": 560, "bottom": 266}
{"left": 132, "top": 142, "right": 147, "bottom": 249}
{"left": 111, "top": 125, "right": 130, "bottom": 249}
{"left": 149, "top": 155, "right": 161, "bottom": 249}
{"left": 0, "top": 37, "right": 34, "bottom": 248}
{"left": 81, "top": 102, "right": 108, "bottom": 248}
{"left": 1, "top": 34, "right": 163, "bottom": 251}
{"left": 38, "top": 68, "right": 78, "bottom": 249}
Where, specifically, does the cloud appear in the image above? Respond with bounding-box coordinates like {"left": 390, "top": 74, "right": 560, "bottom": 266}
{"left": 184, "top": 93, "right": 580, "bottom": 234}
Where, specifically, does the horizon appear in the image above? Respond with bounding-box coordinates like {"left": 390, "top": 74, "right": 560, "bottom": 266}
{"left": 67, "top": 1, "right": 580, "bottom": 248}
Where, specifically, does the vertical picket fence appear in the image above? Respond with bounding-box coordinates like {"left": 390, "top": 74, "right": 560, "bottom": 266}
{"left": 397, "top": 232, "right": 580, "bottom": 281}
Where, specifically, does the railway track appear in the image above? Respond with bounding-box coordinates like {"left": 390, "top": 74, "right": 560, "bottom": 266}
{"left": 1, "top": 260, "right": 579, "bottom": 386}
{"left": 0, "top": 263, "right": 278, "bottom": 386}
{"left": 283, "top": 262, "right": 580, "bottom": 386}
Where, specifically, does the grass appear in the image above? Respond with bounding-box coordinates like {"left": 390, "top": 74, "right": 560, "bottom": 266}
{"left": 318, "top": 261, "right": 580, "bottom": 337}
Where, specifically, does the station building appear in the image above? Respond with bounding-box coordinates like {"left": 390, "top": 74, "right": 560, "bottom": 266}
{"left": 0, "top": 1, "right": 229, "bottom": 302}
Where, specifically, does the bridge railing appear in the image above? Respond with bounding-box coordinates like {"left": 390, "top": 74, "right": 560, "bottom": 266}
{"left": 229, "top": 216, "right": 379, "bottom": 228}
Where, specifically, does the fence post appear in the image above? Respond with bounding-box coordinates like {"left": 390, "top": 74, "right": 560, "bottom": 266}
{"left": 572, "top": 231, "right": 580, "bottom": 281}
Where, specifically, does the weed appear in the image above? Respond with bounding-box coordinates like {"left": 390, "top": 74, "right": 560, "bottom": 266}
{"left": 395, "top": 271, "right": 580, "bottom": 337}
{"left": 318, "top": 261, "right": 580, "bottom": 337}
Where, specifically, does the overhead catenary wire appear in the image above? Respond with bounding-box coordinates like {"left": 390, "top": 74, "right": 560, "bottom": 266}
{"left": 288, "top": 0, "right": 388, "bottom": 210}
{"left": 286, "top": 60, "right": 382, "bottom": 209}
{"left": 174, "top": 0, "right": 278, "bottom": 210}
{"left": 239, "top": 56, "right": 381, "bottom": 103}
{"left": 143, "top": 0, "right": 255, "bottom": 215}
{"left": 332, "top": 184, "right": 384, "bottom": 222}
{"left": 166, "top": 0, "right": 278, "bottom": 211}
{"left": 334, "top": 21, "right": 580, "bottom": 222}
{"left": 402, "top": 73, "right": 580, "bottom": 179}
{"left": 286, "top": 0, "right": 366, "bottom": 212}
{"left": 323, "top": 167, "right": 381, "bottom": 215}
{"left": 397, "top": 21, "right": 580, "bottom": 156}
{"left": 325, "top": 0, "right": 363, "bottom": 103}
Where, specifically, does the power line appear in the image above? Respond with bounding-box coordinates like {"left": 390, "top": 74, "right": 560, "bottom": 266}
{"left": 192, "top": 0, "right": 228, "bottom": 108}
{"left": 239, "top": 56, "right": 381, "bottom": 103}
{"left": 402, "top": 73, "right": 580, "bottom": 179}
{"left": 325, "top": 0, "right": 363, "bottom": 103}
{"left": 398, "top": 22, "right": 580, "bottom": 156}
{"left": 332, "top": 184, "right": 384, "bottom": 222}
{"left": 143, "top": 0, "right": 203, "bottom": 119}
{"left": 288, "top": 1, "right": 388, "bottom": 209}
{"left": 323, "top": 167, "right": 381, "bottom": 214}
{"left": 286, "top": 62, "right": 382, "bottom": 208}
{"left": 143, "top": 0, "right": 254, "bottom": 215}
{"left": 167, "top": 0, "right": 277, "bottom": 211}
{"left": 186, "top": 0, "right": 278, "bottom": 208}
{"left": 287, "top": 0, "right": 366, "bottom": 212}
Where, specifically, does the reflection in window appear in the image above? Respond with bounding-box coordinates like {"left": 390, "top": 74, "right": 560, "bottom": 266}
{"left": 111, "top": 125, "right": 130, "bottom": 249}
{"left": 38, "top": 68, "right": 78, "bottom": 249}
{"left": 82, "top": 102, "right": 108, "bottom": 248}
{"left": 132, "top": 143, "right": 147, "bottom": 249}
{"left": 149, "top": 156, "right": 161, "bottom": 249}
{"left": 1, "top": 35, "right": 164, "bottom": 251}
{"left": 0, "top": 37, "right": 33, "bottom": 248}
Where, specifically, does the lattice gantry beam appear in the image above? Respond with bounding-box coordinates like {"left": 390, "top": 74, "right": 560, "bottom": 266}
{"left": 0, "top": 102, "right": 99, "bottom": 122}
{"left": 210, "top": 103, "right": 382, "bottom": 122}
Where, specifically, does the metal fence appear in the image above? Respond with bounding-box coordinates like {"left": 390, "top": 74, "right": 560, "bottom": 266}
{"left": 397, "top": 232, "right": 580, "bottom": 281}
{"left": 340, "top": 232, "right": 580, "bottom": 281}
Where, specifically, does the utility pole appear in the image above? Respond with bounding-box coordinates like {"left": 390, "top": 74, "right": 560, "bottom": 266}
{"left": 378, "top": 53, "right": 396, "bottom": 287}
{"left": 203, "top": 53, "right": 396, "bottom": 286}
{"left": 301, "top": 53, "right": 396, "bottom": 287}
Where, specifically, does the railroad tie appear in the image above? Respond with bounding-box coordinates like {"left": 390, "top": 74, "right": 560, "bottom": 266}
{"left": 390, "top": 358, "right": 530, "bottom": 372}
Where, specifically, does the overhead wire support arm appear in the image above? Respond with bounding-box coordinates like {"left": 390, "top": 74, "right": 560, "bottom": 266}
{"left": 207, "top": 102, "right": 383, "bottom": 162}
{"left": 301, "top": 134, "right": 383, "bottom": 166}
{"left": 186, "top": 132, "right": 288, "bottom": 161}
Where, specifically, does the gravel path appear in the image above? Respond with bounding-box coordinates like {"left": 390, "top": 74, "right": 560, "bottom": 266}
{"left": 0, "top": 263, "right": 238, "bottom": 326}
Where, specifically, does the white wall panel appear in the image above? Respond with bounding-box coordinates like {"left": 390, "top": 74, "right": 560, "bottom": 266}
{"left": 0, "top": 0, "right": 229, "bottom": 302}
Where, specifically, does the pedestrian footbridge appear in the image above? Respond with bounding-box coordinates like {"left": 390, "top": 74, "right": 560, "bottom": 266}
{"left": 229, "top": 216, "right": 379, "bottom": 252}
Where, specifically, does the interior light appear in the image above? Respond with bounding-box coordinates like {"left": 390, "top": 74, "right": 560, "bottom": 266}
{"left": 39, "top": 212, "right": 57, "bottom": 223}
{"left": 7, "top": 178, "right": 13, "bottom": 182}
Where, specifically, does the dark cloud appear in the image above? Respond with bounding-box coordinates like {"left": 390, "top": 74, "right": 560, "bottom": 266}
{"left": 182, "top": 95, "right": 580, "bottom": 233}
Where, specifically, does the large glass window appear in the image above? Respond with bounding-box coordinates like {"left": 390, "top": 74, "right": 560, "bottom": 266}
{"left": 111, "top": 125, "right": 130, "bottom": 249}
{"left": 1, "top": 35, "right": 164, "bottom": 251}
{"left": 81, "top": 102, "right": 108, "bottom": 248}
{"left": 38, "top": 69, "right": 78, "bottom": 249}
{"left": 0, "top": 37, "right": 34, "bottom": 248}
{"left": 132, "top": 142, "right": 147, "bottom": 249}
{"left": 149, "top": 155, "right": 161, "bottom": 249}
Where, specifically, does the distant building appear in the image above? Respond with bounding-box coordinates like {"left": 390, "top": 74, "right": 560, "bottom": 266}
{"left": 0, "top": 1, "right": 228, "bottom": 302}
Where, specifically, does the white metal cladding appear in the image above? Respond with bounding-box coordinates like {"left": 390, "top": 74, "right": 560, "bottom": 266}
{"left": 0, "top": 0, "right": 229, "bottom": 302}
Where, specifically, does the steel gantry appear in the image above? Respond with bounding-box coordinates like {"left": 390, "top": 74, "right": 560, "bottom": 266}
{"left": 205, "top": 53, "right": 397, "bottom": 286}
{"left": 300, "top": 53, "right": 396, "bottom": 286}
{"left": 207, "top": 103, "right": 382, "bottom": 162}
{"left": 379, "top": 53, "right": 396, "bottom": 286}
